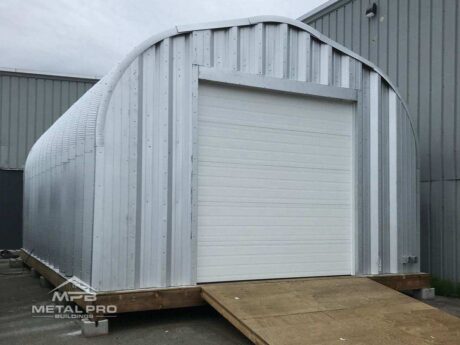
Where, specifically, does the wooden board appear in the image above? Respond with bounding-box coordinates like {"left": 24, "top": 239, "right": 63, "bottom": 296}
{"left": 201, "top": 277, "right": 460, "bottom": 345}
{"left": 368, "top": 273, "right": 431, "bottom": 291}
{"left": 96, "top": 287, "right": 204, "bottom": 313}
{"left": 20, "top": 249, "right": 204, "bottom": 314}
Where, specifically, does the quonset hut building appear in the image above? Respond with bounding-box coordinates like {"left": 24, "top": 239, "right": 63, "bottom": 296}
{"left": 23, "top": 16, "right": 419, "bottom": 291}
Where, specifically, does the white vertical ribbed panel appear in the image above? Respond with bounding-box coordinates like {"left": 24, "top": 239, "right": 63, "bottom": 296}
{"left": 170, "top": 34, "right": 194, "bottom": 286}
{"left": 288, "top": 29, "right": 311, "bottom": 82}
{"left": 320, "top": 44, "right": 332, "bottom": 85}
{"left": 340, "top": 56, "right": 350, "bottom": 88}
{"left": 23, "top": 18, "right": 419, "bottom": 291}
{"left": 389, "top": 89, "right": 398, "bottom": 273}
{"left": 92, "top": 61, "right": 140, "bottom": 290}
{"left": 139, "top": 45, "right": 169, "bottom": 287}
{"left": 369, "top": 71, "right": 380, "bottom": 274}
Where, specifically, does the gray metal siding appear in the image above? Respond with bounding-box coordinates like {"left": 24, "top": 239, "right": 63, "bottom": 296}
{"left": 0, "top": 71, "right": 96, "bottom": 170}
{"left": 303, "top": 0, "right": 460, "bottom": 284}
{"left": 0, "top": 71, "right": 97, "bottom": 252}
{"left": 23, "top": 17, "right": 419, "bottom": 291}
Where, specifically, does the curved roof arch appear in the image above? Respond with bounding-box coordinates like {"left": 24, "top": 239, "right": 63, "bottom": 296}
{"left": 94, "top": 15, "right": 417, "bottom": 154}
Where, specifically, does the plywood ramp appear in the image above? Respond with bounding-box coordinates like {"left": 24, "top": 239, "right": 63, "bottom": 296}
{"left": 201, "top": 277, "right": 460, "bottom": 345}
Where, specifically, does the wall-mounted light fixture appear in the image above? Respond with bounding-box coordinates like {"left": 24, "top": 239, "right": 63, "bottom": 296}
{"left": 365, "top": 3, "right": 377, "bottom": 18}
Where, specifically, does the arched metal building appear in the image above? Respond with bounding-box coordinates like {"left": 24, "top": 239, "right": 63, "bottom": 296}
{"left": 23, "top": 16, "right": 419, "bottom": 291}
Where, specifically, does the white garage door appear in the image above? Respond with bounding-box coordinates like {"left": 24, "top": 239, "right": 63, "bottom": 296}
{"left": 196, "top": 82, "right": 354, "bottom": 283}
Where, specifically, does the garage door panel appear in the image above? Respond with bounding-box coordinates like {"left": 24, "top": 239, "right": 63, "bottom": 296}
{"left": 198, "top": 216, "right": 351, "bottom": 227}
{"left": 200, "top": 92, "right": 353, "bottom": 124}
{"left": 199, "top": 243, "right": 351, "bottom": 256}
{"left": 199, "top": 122, "right": 352, "bottom": 148}
{"left": 199, "top": 113, "right": 351, "bottom": 137}
{"left": 197, "top": 83, "right": 353, "bottom": 282}
{"left": 199, "top": 176, "right": 350, "bottom": 192}
{"left": 199, "top": 145, "right": 351, "bottom": 162}
{"left": 199, "top": 232, "right": 351, "bottom": 242}
{"left": 198, "top": 156, "right": 351, "bottom": 171}
{"left": 198, "top": 188, "right": 351, "bottom": 204}
{"left": 199, "top": 142, "right": 351, "bottom": 162}
{"left": 198, "top": 253, "right": 351, "bottom": 268}
{"left": 198, "top": 205, "right": 351, "bottom": 217}
{"left": 198, "top": 263, "right": 351, "bottom": 281}
{"left": 199, "top": 164, "right": 352, "bottom": 183}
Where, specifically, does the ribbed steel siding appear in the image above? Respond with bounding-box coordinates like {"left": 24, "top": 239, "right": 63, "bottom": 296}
{"left": 88, "top": 23, "right": 418, "bottom": 290}
{"left": 303, "top": 0, "right": 459, "bottom": 284}
{"left": 23, "top": 81, "right": 105, "bottom": 284}
{"left": 0, "top": 72, "right": 95, "bottom": 169}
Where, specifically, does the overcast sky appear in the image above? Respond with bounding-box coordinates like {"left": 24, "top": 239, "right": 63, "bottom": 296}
{"left": 0, "top": 0, "right": 326, "bottom": 78}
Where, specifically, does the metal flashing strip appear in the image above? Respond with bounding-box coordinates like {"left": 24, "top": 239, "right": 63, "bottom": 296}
{"left": 369, "top": 72, "right": 380, "bottom": 274}
{"left": 388, "top": 90, "right": 398, "bottom": 273}
{"left": 198, "top": 67, "right": 358, "bottom": 101}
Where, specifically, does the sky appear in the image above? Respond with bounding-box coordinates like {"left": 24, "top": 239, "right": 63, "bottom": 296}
{"left": 0, "top": 0, "right": 326, "bottom": 78}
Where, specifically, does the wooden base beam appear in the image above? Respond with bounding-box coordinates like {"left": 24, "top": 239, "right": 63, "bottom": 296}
{"left": 366, "top": 273, "right": 431, "bottom": 291}
{"left": 21, "top": 249, "right": 432, "bottom": 317}
{"left": 20, "top": 249, "right": 205, "bottom": 315}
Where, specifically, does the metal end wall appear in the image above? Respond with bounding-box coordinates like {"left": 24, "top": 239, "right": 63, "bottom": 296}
{"left": 23, "top": 17, "right": 419, "bottom": 291}
{"left": 302, "top": 0, "right": 459, "bottom": 287}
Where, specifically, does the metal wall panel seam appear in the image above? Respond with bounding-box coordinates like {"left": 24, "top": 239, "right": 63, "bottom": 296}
{"left": 369, "top": 71, "right": 380, "bottom": 274}
{"left": 389, "top": 89, "right": 398, "bottom": 273}
{"left": 320, "top": 44, "right": 332, "bottom": 85}
{"left": 190, "top": 65, "right": 199, "bottom": 284}
{"left": 360, "top": 68, "right": 371, "bottom": 274}
{"left": 139, "top": 47, "right": 154, "bottom": 287}
{"left": 354, "top": 87, "right": 364, "bottom": 274}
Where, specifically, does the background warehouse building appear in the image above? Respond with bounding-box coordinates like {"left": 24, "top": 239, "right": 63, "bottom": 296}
{"left": 0, "top": 68, "right": 97, "bottom": 249}
{"left": 299, "top": 0, "right": 460, "bottom": 293}
{"left": 23, "top": 16, "right": 419, "bottom": 291}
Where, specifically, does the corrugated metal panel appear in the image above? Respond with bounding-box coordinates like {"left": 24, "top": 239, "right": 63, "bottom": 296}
{"left": 23, "top": 80, "right": 105, "bottom": 284}
{"left": 23, "top": 17, "right": 419, "bottom": 291}
{"left": 0, "top": 71, "right": 97, "bottom": 170}
{"left": 301, "top": 0, "right": 459, "bottom": 285}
